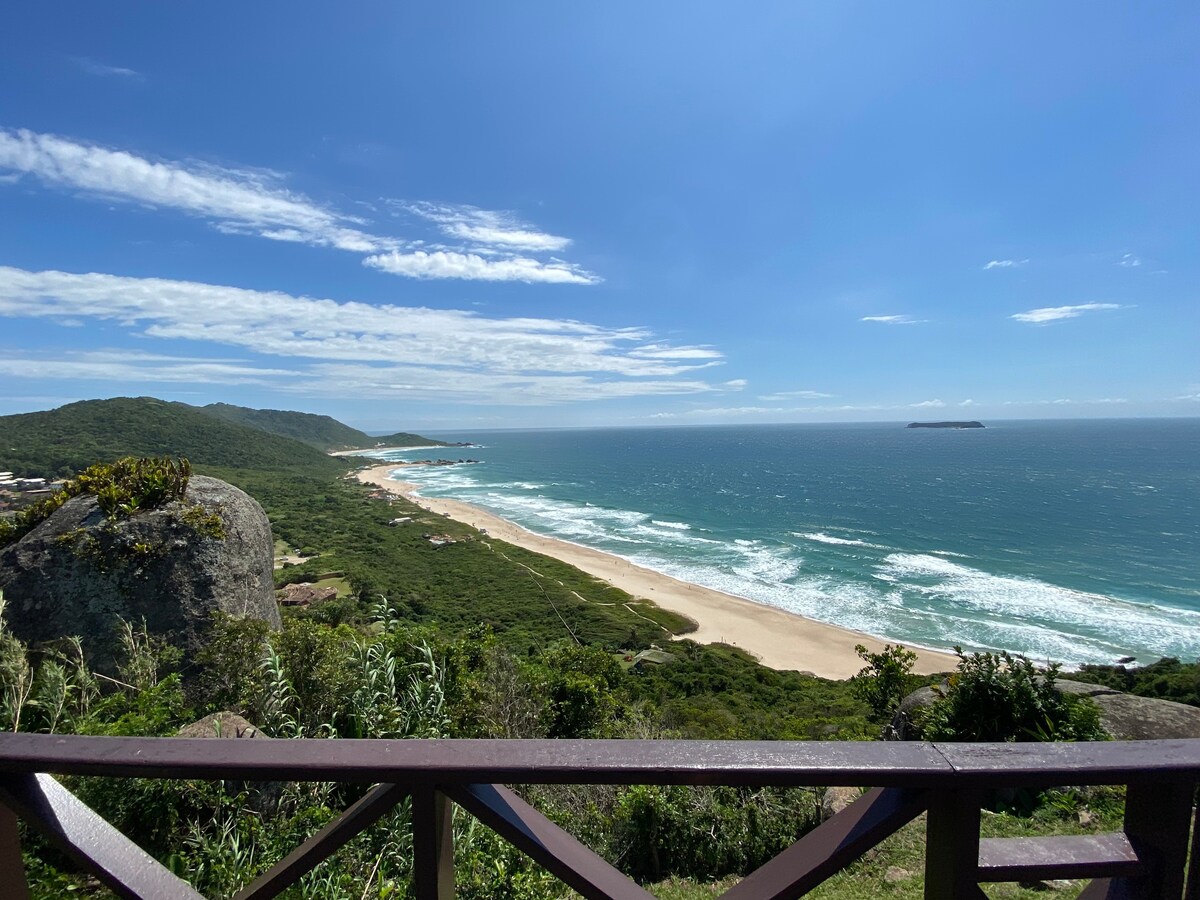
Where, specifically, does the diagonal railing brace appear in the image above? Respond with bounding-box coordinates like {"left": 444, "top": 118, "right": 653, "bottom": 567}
{"left": 0, "top": 773, "right": 202, "bottom": 900}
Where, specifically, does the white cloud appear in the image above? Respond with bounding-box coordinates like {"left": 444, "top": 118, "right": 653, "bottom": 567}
{"left": 363, "top": 249, "right": 599, "bottom": 285}
{"left": 0, "top": 266, "right": 724, "bottom": 403}
{"left": 1000, "top": 398, "right": 1128, "bottom": 406}
{"left": 0, "top": 350, "right": 298, "bottom": 386}
{"left": 73, "top": 58, "right": 140, "bottom": 78}
{"left": 758, "top": 389, "right": 833, "bottom": 401}
{"left": 650, "top": 398, "right": 950, "bottom": 419}
{"left": 0, "top": 128, "right": 599, "bottom": 284}
{"left": 860, "top": 314, "right": 922, "bottom": 324}
{"left": 983, "top": 259, "right": 1029, "bottom": 270}
{"left": 405, "top": 201, "right": 572, "bottom": 252}
{"left": 1011, "top": 302, "right": 1123, "bottom": 324}
{"left": 0, "top": 127, "right": 387, "bottom": 253}
{"left": 1118, "top": 253, "right": 1142, "bottom": 268}
{"left": 629, "top": 344, "right": 723, "bottom": 360}
{"left": 959, "top": 398, "right": 975, "bottom": 406}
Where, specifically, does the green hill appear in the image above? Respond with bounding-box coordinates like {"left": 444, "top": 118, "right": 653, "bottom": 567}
{"left": 198, "top": 402, "right": 447, "bottom": 452}
{"left": 0, "top": 397, "right": 345, "bottom": 478}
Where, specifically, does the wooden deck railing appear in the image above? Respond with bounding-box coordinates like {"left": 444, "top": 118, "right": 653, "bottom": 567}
{"left": 3, "top": 734, "right": 1200, "bottom": 899}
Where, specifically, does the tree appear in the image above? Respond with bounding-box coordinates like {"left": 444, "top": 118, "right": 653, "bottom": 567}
{"left": 851, "top": 643, "right": 918, "bottom": 724}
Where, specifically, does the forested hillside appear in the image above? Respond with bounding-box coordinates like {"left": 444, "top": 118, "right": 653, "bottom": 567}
{"left": 199, "top": 402, "right": 446, "bottom": 451}
{"left": 0, "top": 397, "right": 345, "bottom": 478}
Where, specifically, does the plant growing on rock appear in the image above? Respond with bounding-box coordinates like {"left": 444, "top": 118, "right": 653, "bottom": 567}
{"left": 0, "top": 456, "right": 221, "bottom": 547}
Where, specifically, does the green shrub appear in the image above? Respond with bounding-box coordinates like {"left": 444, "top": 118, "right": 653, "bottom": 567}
{"left": 919, "top": 648, "right": 1106, "bottom": 742}
{"left": 851, "top": 643, "right": 919, "bottom": 723}
{"left": 611, "top": 785, "right": 820, "bottom": 882}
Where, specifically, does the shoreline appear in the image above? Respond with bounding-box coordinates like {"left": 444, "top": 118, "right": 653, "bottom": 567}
{"left": 330, "top": 445, "right": 452, "bottom": 457}
{"left": 356, "top": 464, "right": 956, "bottom": 679}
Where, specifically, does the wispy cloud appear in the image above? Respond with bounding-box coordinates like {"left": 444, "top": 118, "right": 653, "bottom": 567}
{"left": 649, "top": 398, "right": 948, "bottom": 419}
{"left": 630, "top": 344, "right": 723, "bottom": 361}
{"left": 0, "top": 127, "right": 598, "bottom": 284}
{"left": 757, "top": 389, "right": 833, "bottom": 401}
{"left": 404, "top": 201, "right": 572, "bottom": 253}
{"left": 1001, "top": 398, "right": 1128, "bottom": 406}
{"left": 363, "top": 249, "right": 598, "bottom": 284}
{"left": 983, "top": 259, "right": 1029, "bottom": 270}
{"left": 0, "top": 127, "right": 387, "bottom": 252}
{"left": 0, "top": 350, "right": 299, "bottom": 386}
{"left": 0, "top": 266, "right": 723, "bottom": 403}
{"left": 72, "top": 57, "right": 140, "bottom": 79}
{"left": 860, "top": 314, "right": 922, "bottom": 325}
{"left": 1010, "top": 302, "right": 1123, "bottom": 324}
{"left": 1118, "top": 252, "right": 1142, "bottom": 268}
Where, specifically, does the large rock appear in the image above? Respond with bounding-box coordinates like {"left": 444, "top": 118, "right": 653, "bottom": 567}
{"left": 889, "top": 685, "right": 940, "bottom": 740}
{"left": 889, "top": 679, "right": 1200, "bottom": 742}
{"left": 178, "top": 711, "right": 268, "bottom": 740}
{"left": 1056, "top": 679, "right": 1200, "bottom": 741}
{"left": 0, "top": 475, "right": 280, "bottom": 672}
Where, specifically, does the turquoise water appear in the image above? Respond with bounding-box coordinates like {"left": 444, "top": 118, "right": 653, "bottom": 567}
{"left": 372, "top": 419, "right": 1200, "bottom": 666}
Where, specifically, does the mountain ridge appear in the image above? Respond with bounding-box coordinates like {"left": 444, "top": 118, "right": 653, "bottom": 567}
{"left": 0, "top": 397, "right": 348, "bottom": 477}
{"left": 197, "top": 402, "right": 448, "bottom": 452}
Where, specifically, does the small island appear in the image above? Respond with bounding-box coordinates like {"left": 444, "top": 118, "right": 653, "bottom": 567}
{"left": 906, "top": 421, "right": 985, "bottom": 429}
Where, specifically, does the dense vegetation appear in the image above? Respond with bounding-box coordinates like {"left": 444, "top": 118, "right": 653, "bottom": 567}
{"left": 915, "top": 649, "right": 1106, "bottom": 743}
{"left": 1063, "top": 657, "right": 1200, "bottom": 708}
{"left": 199, "top": 402, "right": 447, "bottom": 452}
{"left": 0, "top": 398, "right": 344, "bottom": 478}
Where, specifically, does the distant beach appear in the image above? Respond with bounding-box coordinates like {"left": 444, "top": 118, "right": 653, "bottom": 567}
{"left": 357, "top": 464, "right": 956, "bottom": 679}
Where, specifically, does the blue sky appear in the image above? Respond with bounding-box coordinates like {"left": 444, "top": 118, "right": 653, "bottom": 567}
{"left": 1, "top": 3, "right": 1196, "bottom": 430}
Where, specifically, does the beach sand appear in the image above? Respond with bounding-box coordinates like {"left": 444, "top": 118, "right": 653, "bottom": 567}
{"left": 356, "top": 464, "right": 956, "bottom": 679}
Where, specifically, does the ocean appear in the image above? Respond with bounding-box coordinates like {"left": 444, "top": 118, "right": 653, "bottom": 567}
{"left": 369, "top": 419, "right": 1200, "bottom": 667}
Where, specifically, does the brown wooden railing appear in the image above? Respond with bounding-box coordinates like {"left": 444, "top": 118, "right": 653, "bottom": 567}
{"left": 3, "top": 734, "right": 1200, "bottom": 898}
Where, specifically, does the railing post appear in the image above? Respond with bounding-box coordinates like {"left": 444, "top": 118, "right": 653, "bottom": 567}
{"left": 0, "top": 804, "right": 31, "bottom": 900}
{"left": 412, "top": 786, "right": 454, "bottom": 900}
{"left": 1185, "top": 801, "right": 1200, "bottom": 900}
{"left": 924, "top": 789, "right": 985, "bottom": 900}
{"left": 1088, "top": 780, "right": 1193, "bottom": 900}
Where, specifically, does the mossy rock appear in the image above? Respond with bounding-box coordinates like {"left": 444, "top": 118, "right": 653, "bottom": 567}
{"left": 0, "top": 475, "right": 280, "bottom": 673}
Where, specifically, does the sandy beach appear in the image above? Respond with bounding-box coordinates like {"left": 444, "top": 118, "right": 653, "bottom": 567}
{"left": 356, "top": 464, "right": 955, "bottom": 679}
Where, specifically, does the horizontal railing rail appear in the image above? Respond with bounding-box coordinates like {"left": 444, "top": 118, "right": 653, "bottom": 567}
{"left": 2, "top": 734, "right": 1200, "bottom": 899}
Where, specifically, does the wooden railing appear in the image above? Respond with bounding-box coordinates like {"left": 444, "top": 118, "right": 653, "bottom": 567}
{"left": 3, "top": 734, "right": 1200, "bottom": 898}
